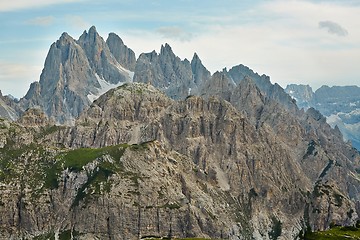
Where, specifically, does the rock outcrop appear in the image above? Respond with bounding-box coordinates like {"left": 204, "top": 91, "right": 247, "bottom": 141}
{"left": 106, "top": 32, "right": 136, "bottom": 71}
{"left": 1, "top": 82, "right": 359, "bottom": 240}
{"left": 0, "top": 91, "right": 18, "bottom": 121}
{"left": 133, "top": 44, "right": 195, "bottom": 100}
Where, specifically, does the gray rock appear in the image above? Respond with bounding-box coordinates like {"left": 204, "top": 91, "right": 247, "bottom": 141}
{"left": 106, "top": 32, "right": 136, "bottom": 71}
{"left": 19, "top": 26, "right": 134, "bottom": 124}
{"left": 133, "top": 43, "right": 194, "bottom": 100}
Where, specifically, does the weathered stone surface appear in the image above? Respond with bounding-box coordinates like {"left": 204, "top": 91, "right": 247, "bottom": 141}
{"left": 0, "top": 91, "right": 19, "bottom": 121}
{"left": 1, "top": 83, "right": 359, "bottom": 240}
{"left": 133, "top": 44, "right": 195, "bottom": 100}
{"left": 285, "top": 84, "right": 360, "bottom": 150}
{"left": 106, "top": 32, "right": 136, "bottom": 71}
{"left": 1, "top": 26, "right": 360, "bottom": 240}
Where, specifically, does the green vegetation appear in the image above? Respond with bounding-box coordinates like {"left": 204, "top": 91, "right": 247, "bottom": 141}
{"left": 71, "top": 164, "right": 115, "bottom": 208}
{"left": 318, "top": 160, "right": 334, "bottom": 179}
{"left": 59, "top": 229, "right": 80, "bottom": 240}
{"left": 0, "top": 140, "right": 151, "bottom": 207}
{"left": 268, "top": 216, "right": 282, "bottom": 240}
{"left": 33, "top": 230, "right": 80, "bottom": 240}
{"left": 61, "top": 143, "right": 129, "bottom": 172}
{"left": 68, "top": 143, "right": 150, "bottom": 207}
{"left": 33, "top": 231, "right": 55, "bottom": 240}
{"left": 36, "top": 125, "right": 66, "bottom": 139}
{"left": 304, "top": 226, "right": 360, "bottom": 239}
{"left": 303, "top": 140, "right": 317, "bottom": 158}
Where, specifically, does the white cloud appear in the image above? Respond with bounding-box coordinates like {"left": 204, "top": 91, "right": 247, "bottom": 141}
{"left": 156, "top": 26, "right": 193, "bottom": 42}
{"left": 0, "top": 0, "right": 83, "bottom": 12}
{"left": 122, "top": 0, "right": 360, "bottom": 90}
{"left": 26, "top": 16, "right": 55, "bottom": 26}
{"left": 65, "top": 15, "right": 90, "bottom": 30}
{"left": 0, "top": 61, "right": 42, "bottom": 98}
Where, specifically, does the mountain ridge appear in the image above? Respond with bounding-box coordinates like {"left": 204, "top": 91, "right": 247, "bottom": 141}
{"left": 285, "top": 84, "right": 360, "bottom": 150}
{"left": 1, "top": 26, "right": 360, "bottom": 239}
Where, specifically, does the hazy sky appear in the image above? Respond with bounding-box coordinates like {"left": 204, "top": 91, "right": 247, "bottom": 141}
{"left": 0, "top": 0, "right": 359, "bottom": 98}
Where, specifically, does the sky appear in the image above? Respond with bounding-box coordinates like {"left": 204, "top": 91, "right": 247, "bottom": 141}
{"left": 0, "top": 0, "right": 360, "bottom": 98}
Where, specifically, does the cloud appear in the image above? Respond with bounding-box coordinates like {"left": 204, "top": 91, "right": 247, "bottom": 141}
{"left": 26, "top": 16, "right": 54, "bottom": 26}
{"left": 156, "top": 26, "right": 193, "bottom": 42}
{"left": 0, "top": 61, "right": 42, "bottom": 98}
{"left": 65, "top": 15, "right": 90, "bottom": 30}
{"left": 319, "top": 20, "right": 348, "bottom": 36}
{"left": 0, "top": 0, "right": 82, "bottom": 12}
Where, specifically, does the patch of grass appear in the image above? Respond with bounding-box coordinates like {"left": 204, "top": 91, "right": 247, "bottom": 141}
{"left": 269, "top": 216, "right": 282, "bottom": 240}
{"left": 333, "top": 193, "right": 344, "bottom": 207}
{"left": 63, "top": 148, "right": 105, "bottom": 172}
{"left": 59, "top": 229, "right": 80, "bottom": 240}
{"left": 303, "top": 140, "right": 317, "bottom": 159}
{"left": 71, "top": 165, "right": 115, "bottom": 208}
{"left": 130, "top": 141, "right": 150, "bottom": 151}
{"left": 33, "top": 231, "right": 55, "bottom": 240}
{"left": 304, "top": 226, "right": 360, "bottom": 239}
{"left": 61, "top": 143, "right": 129, "bottom": 172}
{"left": 318, "top": 160, "right": 334, "bottom": 179}
{"left": 37, "top": 125, "right": 65, "bottom": 139}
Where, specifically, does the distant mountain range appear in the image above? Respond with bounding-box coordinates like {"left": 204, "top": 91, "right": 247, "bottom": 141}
{"left": 1, "top": 26, "right": 360, "bottom": 239}
{"left": 285, "top": 84, "right": 360, "bottom": 150}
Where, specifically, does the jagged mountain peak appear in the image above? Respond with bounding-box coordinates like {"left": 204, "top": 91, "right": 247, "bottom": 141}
{"left": 3, "top": 26, "right": 360, "bottom": 240}
{"left": 77, "top": 26, "right": 106, "bottom": 51}
{"left": 190, "top": 52, "right": 204, "bottom": 67}
{"left": 106, "top": 32, "right": 136, "bottom": 71}
{"left": 192, "top": 52, "right": 200, "bottom": 60}
{"left": 107, "top": 32, "right": 124, "bottom": 44}
{"left": 18, "top": 26, "right": 135, "bottom": 124}
{"left": 58, "top": 32, "right": 74, "bottom": 43}
{"left": 160, "top": 43, "right": 175, "bottom": 56}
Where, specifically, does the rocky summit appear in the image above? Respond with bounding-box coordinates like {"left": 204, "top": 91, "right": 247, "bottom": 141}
{"left": 1, "top": 27, "right": 360, "bottom": 240}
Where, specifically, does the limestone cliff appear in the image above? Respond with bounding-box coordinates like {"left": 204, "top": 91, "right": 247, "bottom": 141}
{"left": 1, "top": 83, "right": 359, "bottom": 240}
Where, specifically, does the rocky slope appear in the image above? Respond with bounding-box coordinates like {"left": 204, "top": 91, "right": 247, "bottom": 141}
{"left": 285, "top": 84, "right": 360, "bottom": 150}
{"left": 1, "top": 26, "right": 360, "bottom": 239}
{"left": 1, "top": 82, "right": 360, "bottom": 240}
{"left": 0, "top": 91, "right": 18, "bottom": 121}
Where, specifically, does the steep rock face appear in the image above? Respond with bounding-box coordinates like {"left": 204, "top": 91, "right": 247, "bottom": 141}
{"left": 200, "top": 71, "right": 235, "bottom": 101}
{"left": 19, "top": 27, "right": 134, "bottom": 124}
{"left": 0, "top": 91, "right": 18, "bottom": 121}
{"left": 2, "top": 83, "right": 358, "bottom": 239}
{"left": 230, "top": 77, "right": 266, "bottom": 125}
{"left": 78, "top": 26, "right": 130, "bottom": 85}
{"left": 191, "top": 53, "right": 211, "bottom": 93}
{"left": 228, "top": 65, "right": 298, "bottom": 113}
{"left": 106, "top": 32, "right": 136, "bottom": 71}
{"left": 285, "top": 84, "right": 360, "bottom": 150}
{"left": 133, "top": 44, "right": 195, "bottom": 100}
{"left": 17, "top": 108, "right": 51, "bottom": 126}
{"left": 1, "top": 26, "right": 360, "bottom": 239}
{"left": 285, "top": 84, "right": 315, "bottom": 109}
